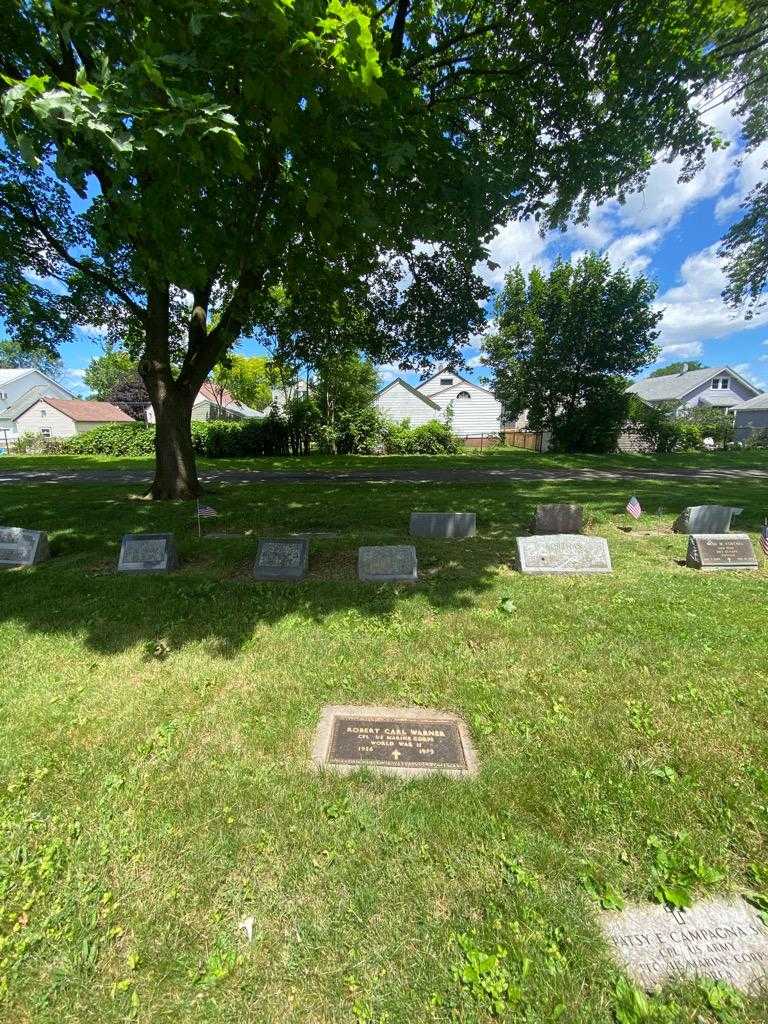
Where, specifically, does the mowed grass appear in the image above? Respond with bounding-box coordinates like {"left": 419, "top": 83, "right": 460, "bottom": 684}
{"left": 0, "top": 474, "right": 767, "bottom": 1023}
{"left": 2, "top": 446, "right": 768, "bottom": 474}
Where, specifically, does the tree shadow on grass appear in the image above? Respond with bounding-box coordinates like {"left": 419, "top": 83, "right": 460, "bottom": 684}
{"left": 0, "top": 475, "right": 765, "bottom": 658}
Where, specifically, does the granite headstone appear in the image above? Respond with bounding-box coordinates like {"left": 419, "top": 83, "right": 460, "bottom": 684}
{"left": 0, "top": 527, "right": 49, "bottom": 567}
{"left": 602, "top": 897, "right": 768, "bottom": 994}
{"left": 358, "top": 545, "right": 418, "bottom": 583}
{"left": 530, "top": 503, "right": 584, "bottom": 535}
{"left": 673, "top": 505, "right": 743, "bottom": 534}
{"left": 311, "top": 704, "right": 478, "bottom": 778}
{"left": 409, "top": 512, "right": 476, "bottom": 539}
{"left": 517, "top": 534, "right": 612, "bottom": 574}
{"left": 118, "top": 533, "right": 178, "bottom": 573}
{"left": 253, "top": 538, "right": 309, "bottom": 580}
{"left": 686, "top": 533, "right": 758, "bottom": 571}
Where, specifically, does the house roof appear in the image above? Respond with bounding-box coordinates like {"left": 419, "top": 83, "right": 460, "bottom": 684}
{"left": 627, "top": 366, "right": 760, "bottom": 402}
{"left": 696, "top": 392, "right": 744, "bottom": 407}
{"left": 0, "top": 367, "right": 75, "bottom": 395}
{"left": 376, "top": 377, "right": 441, "bottom": 410}
{"left": 198, "top": 380, "right": 236, "bottom": 406}
{"left": 36, "top": 397, "right": 134, "bottom": 422}
{"left": 735, "top": 391, "right": 768, "bottom": 412}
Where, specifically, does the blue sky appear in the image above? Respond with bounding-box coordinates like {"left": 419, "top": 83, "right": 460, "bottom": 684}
{"left": 56, "top": 95, "right": 768, "bottom": 397}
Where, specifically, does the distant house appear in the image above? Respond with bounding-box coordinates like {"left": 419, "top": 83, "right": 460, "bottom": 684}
{"left": 12, "top": 397, "right": 134, "bottom": 438}
{"left": 375, "top": 368, "right": 507, "bottom": 440}
{"left": 0, "top": 368, "right": 75, "bottom": 439}
{"left": 627, "top": 365, "right": 762, "bottom": 413}
{"left": 144, "top": 381, "right": 265, "bottom": 424}
{"left": 734, "top": 392, "right": 768, "bottom": 442}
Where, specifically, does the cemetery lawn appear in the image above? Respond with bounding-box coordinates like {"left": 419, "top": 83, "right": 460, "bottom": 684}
{"left": 1, "top": 473, "right": 768, "bottom": 1023}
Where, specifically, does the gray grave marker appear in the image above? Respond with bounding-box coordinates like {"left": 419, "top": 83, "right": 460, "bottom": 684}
{"left": 530, "top": 503, "right": 583, "bottom": 535}
{"left": 686, "top": 533, "right": 758, "bottom": 571}
{"left": 516, "top": 534, "right": 612, "bottom": 574}
{"left": 311, "top": 705, "right": 478, "bottom": 778}
{"left": 0, "top": 527, "right": 49, "bottom": 567}
{"left": 358, "top": 545, "right": 417, "bottom": 582}
{"left": 409, "top": 512, "right": 476, "bottom": 539}
{"left": 118, "top": 533, "right": 178, "bottom": 573}
{"left": 673, "top": 505, "right": 743, "bottom": 534}
{"left": 253, "top": 538, "right": 309, "bottom": 580}
{"left": 602, "top": 897, "right": 768, "bottom": 994}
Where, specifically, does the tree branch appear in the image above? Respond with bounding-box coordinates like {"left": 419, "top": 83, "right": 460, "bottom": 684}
{"left": 390, "top": 0, "right": 410, "bottom": 59}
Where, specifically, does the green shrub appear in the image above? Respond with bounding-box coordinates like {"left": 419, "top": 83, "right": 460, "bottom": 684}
{"left": 631, "top": 403, "right": 703, "bottom": 454}
{"left": 62, "top": 423, "right": 156, "bottom": 456}
{"left": 12, "top": 431, "right": 69, "bottom": 454}
{"left": 744, "top": 429, "right": 768, "bottom": 449}
{"left": 382, "top": 418, "right": 462, "bottom": 455}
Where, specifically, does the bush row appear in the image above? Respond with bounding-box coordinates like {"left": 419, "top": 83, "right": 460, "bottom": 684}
{"left": 12, "top": 414, "right": 466, "bottom": 457}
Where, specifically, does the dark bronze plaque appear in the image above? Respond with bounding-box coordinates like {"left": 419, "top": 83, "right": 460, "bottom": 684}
{"left": 328, "top": 715, "right": 467, "bottom": 770}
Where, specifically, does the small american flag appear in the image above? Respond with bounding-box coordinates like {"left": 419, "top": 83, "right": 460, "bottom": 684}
{"left": 760, "top": 519, "right": 768, "bottom": 559}
{"left": 626, "top": 496, "right": 642, "bottom": 520}
{"left": 197, "top": 501, "right": 218, "bottom": 518}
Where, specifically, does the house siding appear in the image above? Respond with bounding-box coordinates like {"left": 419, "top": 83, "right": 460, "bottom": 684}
{"left": 679, "top": 375, "right": 756, "bottom": 409}
{"left": 14, "top": 400, "right": 79, "bottom": 437}
{"left": 734, "top": 407, "right": 768, "bottom": 441}
{"left": 376, "top": 382, "right": 440, "bottom": 426}
{"left": 434, "top": 384, "right": 503, "bottom": 436}
{"left": 0, "top": 372, "right": 74, "bottom": 433}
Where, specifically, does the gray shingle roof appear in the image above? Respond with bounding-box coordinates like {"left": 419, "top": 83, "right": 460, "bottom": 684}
{"left": 627, "top": 367, "right": 720, "bottom": 401}
{"left": 735, "top": 391, "right": 768, "bottom": 411}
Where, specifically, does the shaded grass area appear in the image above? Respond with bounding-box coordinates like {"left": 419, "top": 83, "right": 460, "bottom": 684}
{"left": 2, "top": 446, "right": 768, "bottom": 474}
{"left": 0, "top": 475, "right": 767, "bottom": 1022}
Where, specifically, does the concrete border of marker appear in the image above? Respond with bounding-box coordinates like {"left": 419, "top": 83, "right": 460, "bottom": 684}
{"left": 311, "top": 704, "right": 479, "bottom": 779}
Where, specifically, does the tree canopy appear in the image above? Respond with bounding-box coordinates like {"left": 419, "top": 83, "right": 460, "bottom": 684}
{"left": 0, "top": 0, "right": 744, "bottom": 495}
{"left": 0, "top": 337, "right": 63, "bottom": 379}
{"left": 212, "top": 356, "right": 272, "bottom": 412}
{"left": 484, "top": 253, "right": 661, "bottom": 452}
{"left": 83, "top": 349, "right": 137, "bottom": 400}
{"left": 647, "top": 360, "right": 708, "bottom": 377}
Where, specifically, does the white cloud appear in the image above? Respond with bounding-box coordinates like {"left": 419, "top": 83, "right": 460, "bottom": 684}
{"left": 76, "top": 323, "right": 109, "bottom": 338}
{"left": 64, "top": 368, "right": 86, "bottom": 381}
{"left": 480, "top": 218, "right": 549, "bottom": 287}
{"left": 715, "top": 142, "right": 768, "bottom": 220}
{"left": 758, "top": 353, "right": 768, "bottom": 363}
{"left": 654, "top": 342, "right": 704, "bottom": 362}
{"left": 604, "top": 229, "right": 661, "bottom": 275}
{"left": 654, "top": 243, "right": 768, "bottom": 346}
{"left": 375, "top": 362, "right": 402, "bottom": 384}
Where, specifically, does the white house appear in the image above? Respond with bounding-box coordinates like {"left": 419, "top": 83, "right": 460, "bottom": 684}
{"left": 0, "top": 367, "right": 75, "bottom": 438}
{"left": 144, "top": 381, "right": 265, "bottom": 424}
{"left": 12, "top": 397, "right": 134, "bottom": 438}
{"left": 375, "top": 368, "right": 505, "bottom": 438}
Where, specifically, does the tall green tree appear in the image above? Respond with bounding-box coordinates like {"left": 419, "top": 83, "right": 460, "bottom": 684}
{"left": 647, "top": 360, "right": 707, "bottom": 377}
{"left": 717, "top": 3, "right": 768, "bottom": 313}
{"left": 0, "top": 337, "right": 63, "bottom": 379}
{"left": 211, "top": 355, "right": 272, "bottom": 412}
{"left": 484, "top": 253, "right": 662, "bottom": 453}
{"left": 83, "top": 350, "right": 137, "bottom": 400}
{"left": 314, "top": 353, "right": 379, "bottom": 453}
{"left": 0, "top": 1, "right": 742, "bottom": 496}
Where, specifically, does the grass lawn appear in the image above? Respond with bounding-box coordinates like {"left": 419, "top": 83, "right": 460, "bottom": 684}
{"left": 1, "top": 472, "right": 768, "bottom": 1022}
{"left": 2, "top": 446, "right": 768, "bottom": 474}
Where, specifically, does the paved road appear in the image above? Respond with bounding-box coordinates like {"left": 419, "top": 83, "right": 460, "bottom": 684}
{"left": 1, "top": 465, "right": 766, "bottom": 486}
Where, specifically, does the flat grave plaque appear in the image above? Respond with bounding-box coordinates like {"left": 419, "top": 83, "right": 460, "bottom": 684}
{"left": 312, "top": 705, "right": 478, "bottom": 778}
{"left": 686, "top": 533, "right": 758, "bottom": 571}
{"left": 673, "top": 504, "right": 742, "bottom": 534}
{"left": 602, "top": 897, "right": 768, "bottom": 994}
{"left": 409, "top": 512, "right": 477, "bottom": 539}
{"left": 253, "top": 538, "right": 309, "bottom": 580}
{"left": 358, "top": 545, "right": 417, "bottom": 583}
{"left": 0, "top": 527, "right": 49, "bottom": 567}
{"left": 517, "top": 534, "right": 612, "bottom": 574}
{"left": 118, "top": 533, "right": 178, "bottom": 573}
{"left": 531, "top": 503, "right": 583, "bottom": 535}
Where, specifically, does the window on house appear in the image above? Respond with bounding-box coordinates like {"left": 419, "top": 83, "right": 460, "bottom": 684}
{"left": 440, "top": 377, "right": 453, "bottom": 386}
{"left": 456, "top": 390, "right": 471, "bottom": 400}
{"left": 721, "top": 377, "right": 730, "bottom": 389}
{"left": 40, "top": 427, "right": 51, "bottom": 438}
{"left": 711, "top": 378, "right": 721, "bottom": 389}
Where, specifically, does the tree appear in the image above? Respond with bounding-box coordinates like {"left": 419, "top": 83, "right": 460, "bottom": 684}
{"left": 211, "top": 356, "right": 272, "bottom": 413}
{"left": 682, "top": 405, "right": 736, "bottom": 448}
{"left": 314, "top": 354, "right": 380, "bottom": 453}
{"left": 648, "top": 360, "right": 707, "bottom": 377}
{"left": 484, "top": 253, "right": 662, "bottom": 453}
{"left": 0, "top": 338, "right": 63, "bottom": 379}
{"left": 717, "top": 4, "right": 768, "bottom": 314}
{"left": 83, "top": 350, "right": 137, "bottom": 400}
{"left": 0, "top": 2, "right": 742, "bottom": 496}
{"left": 106, "top": 373, "right": 150, "bottom": 420}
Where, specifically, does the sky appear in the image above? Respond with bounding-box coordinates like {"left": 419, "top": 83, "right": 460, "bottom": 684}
{"left": 47, "top": 93, "right": 768, "bottom": 398}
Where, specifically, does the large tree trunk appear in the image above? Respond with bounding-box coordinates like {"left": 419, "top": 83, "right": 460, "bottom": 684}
{"left": 147, "top": 380, "right": 200, "bottom": 500}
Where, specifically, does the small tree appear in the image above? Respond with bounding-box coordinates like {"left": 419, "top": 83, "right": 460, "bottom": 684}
{"left": 211, "top": 355, "right": 272, "bottom": 414}
{"left": 682, "top": 406, "right": 736, "bottom": 449}
{"left": 647, "top": 361, "right": 707, "bottom": 377}
{"left": 314, "top": 355, "right": 379, "bottom": 454}
{"left": 84, "top": 350, "right": 137, "bottom": 400}
{"left": 106, "top": 373, "right": 150, "bottom": 420}
{"left": 484, "top": 253, "right": 661, "bottom": 453}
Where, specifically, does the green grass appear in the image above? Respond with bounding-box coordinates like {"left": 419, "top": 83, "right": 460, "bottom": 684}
{"left": 1, "top": 473, "right": 768, "bottom": 1022}
{"left": 2, "top": 446, "right": 768, "bottom": 473}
